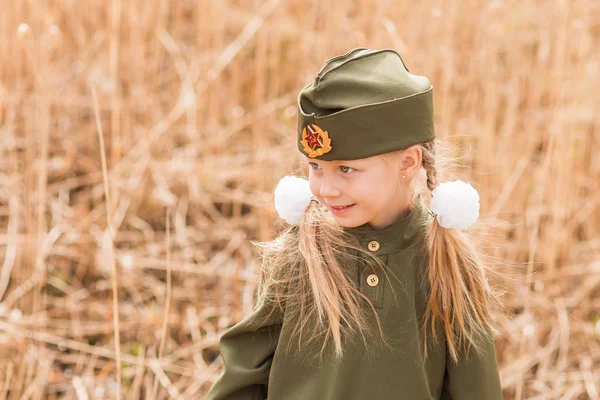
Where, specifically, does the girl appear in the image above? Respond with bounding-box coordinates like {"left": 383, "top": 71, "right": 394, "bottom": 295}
{"left": 205, "top": 48, "right": 503, "bottom": 400}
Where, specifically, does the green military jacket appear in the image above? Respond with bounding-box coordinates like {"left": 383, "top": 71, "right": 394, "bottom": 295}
{"left": 205, "top": 194, "right": 503, "bottom": 399}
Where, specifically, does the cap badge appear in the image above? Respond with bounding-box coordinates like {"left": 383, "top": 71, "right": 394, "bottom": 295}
{"left": 301, "top": 124, "right": 332, "bottom": 158}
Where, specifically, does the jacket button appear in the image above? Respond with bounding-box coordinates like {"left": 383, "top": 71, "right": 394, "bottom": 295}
{"left": 367, "top": 274, "right": 379, "bottom": 287}
{"left": 367, "top": 240, "right": 380, "bottom": 252}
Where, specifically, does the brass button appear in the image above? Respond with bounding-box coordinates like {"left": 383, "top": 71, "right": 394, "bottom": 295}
{"left": 367, "top": 240, "right": 380, "bottom": 252}
{"left": 367, "top": 274, "right": 379, "bottom": 287}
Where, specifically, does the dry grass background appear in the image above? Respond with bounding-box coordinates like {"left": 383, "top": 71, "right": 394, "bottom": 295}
{"left": 0, "top": 0, "right": 598, "bottom": 399}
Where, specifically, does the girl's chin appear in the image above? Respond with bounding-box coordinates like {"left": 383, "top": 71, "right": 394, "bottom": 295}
{"left": 334, "top": 219, "right": 367, "bottom": 229}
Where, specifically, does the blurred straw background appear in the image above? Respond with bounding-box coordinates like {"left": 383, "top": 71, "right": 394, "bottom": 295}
{"left": 0, "top": 0, "right": 598, "bottom": 399}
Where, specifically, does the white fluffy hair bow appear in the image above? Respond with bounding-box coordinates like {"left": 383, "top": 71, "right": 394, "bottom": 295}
{"left": 430, "top": 179, "right": 480, "bottom": 230}
{"left": 273, "top": 175, "right": 318, "bottom": 225}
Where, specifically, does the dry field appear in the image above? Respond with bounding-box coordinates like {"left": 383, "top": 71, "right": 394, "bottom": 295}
{"left": 0, "top": 0, "right": 599, "bottom": 399}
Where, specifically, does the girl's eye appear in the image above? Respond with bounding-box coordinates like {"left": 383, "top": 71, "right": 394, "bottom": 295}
{"left": 309, "top": 163, "right": 355, "bottom": 174}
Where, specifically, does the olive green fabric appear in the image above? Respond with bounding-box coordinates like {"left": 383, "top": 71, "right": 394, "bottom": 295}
{"left": 205, "top": 194, "right": 503, "bottom": 400}
{"left": 297, "top": 48, "right": 435, "bottom": 161}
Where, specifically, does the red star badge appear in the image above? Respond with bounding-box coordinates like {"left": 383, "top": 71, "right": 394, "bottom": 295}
{"left": 305, "top": 125, "right": 323, "bottom": 149}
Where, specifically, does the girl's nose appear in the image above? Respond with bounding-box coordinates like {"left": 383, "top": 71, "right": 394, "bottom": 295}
{"left": 318, "top": 178, "right": 342, "bottom": 198}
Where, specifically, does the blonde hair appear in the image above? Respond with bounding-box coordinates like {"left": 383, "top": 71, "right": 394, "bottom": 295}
{"left": 252, "top": 138, "right": 503, "bottom": 364}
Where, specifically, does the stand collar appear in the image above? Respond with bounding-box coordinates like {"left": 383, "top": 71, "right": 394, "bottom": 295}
{"left": 342, "top": 193, "right": 434, "bottom": 255}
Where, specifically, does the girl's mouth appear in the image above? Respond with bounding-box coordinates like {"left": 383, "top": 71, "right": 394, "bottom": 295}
{"left": 329, "top": 204, "right": 355, "bottom": 215}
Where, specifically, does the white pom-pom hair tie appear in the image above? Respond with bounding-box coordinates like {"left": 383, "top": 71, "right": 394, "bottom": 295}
{"left": 430, "top": 179, "right": 480, "bottom": 230}
{"left": 273, "top": 175, "right": 318, "bottom": 225}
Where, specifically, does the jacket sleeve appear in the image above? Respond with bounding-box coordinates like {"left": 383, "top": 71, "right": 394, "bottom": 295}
{"left": 205, "top": 291, "right": 283, "bottom": 400}
{"left": 441, "top": 328, "right": 503, "bottom": 400}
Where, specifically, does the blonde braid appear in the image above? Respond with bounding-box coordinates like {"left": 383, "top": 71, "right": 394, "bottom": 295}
{"left": 421, "top": 141, "right": 439, "bottom": 192}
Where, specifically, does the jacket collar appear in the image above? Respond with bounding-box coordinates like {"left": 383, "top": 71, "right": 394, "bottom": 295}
{"left": 343, "top": 193, "right": 434, "bottom": 255}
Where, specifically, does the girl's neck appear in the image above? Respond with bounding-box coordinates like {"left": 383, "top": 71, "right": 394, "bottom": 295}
{"left": 367, "top": 194, "right": 416, "bottom": 230}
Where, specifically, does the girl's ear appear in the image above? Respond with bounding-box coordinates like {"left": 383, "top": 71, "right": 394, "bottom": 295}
{"left": 399, "top": 145, "right": 422, "bottom": 177}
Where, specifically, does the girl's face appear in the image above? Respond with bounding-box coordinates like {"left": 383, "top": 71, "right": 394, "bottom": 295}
{"left": 306, "top": 153, "right": 410, "bottom": 229}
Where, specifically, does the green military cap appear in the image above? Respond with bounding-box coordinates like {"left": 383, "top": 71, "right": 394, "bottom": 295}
{"left": 297, "top": 48, "right": 435, "bottom": 161}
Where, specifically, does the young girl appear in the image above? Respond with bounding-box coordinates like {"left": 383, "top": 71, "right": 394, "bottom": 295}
{"left": 205, "top": 47, "right": 503, "bottom": 400}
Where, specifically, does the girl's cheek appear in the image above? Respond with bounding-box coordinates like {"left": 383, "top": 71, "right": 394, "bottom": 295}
{"left": 309, "top": 180, "right": 319, "bottom": 197}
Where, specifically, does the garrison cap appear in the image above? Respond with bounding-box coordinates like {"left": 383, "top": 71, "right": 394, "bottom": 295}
{"left": 297, "top": 48, "right": 435, "bottom": 161}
